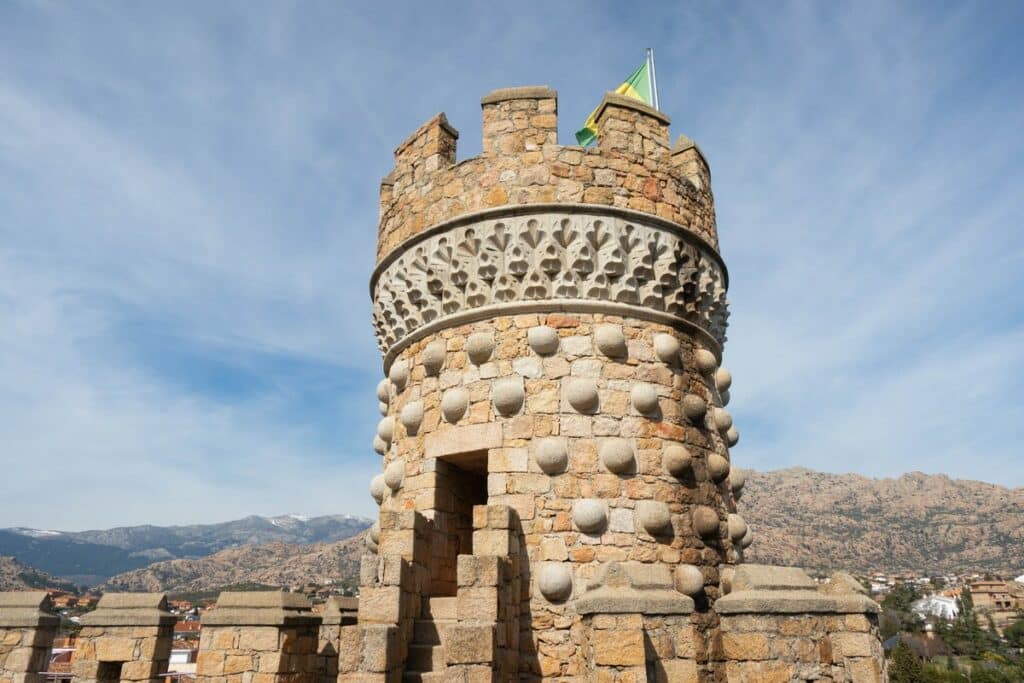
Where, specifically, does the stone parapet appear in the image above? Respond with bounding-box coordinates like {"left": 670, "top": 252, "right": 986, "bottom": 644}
{"left": 713, "top": 565, "right": 885, "bottom": 682}
{"left": 73, "top": 593, "right": 174, "bottom": 683}
{"left": 0, "top": 592, "right": 59, "bottom": 683}
{"left": 197, "top": 591, "right": 320, "bottom": 683}
{"left": 377, "top": 87, "right": 719, "bottom": 264}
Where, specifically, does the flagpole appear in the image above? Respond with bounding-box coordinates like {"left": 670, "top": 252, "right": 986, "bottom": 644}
{"left": 647, "top": 48, "right": 661, "bottom": 111}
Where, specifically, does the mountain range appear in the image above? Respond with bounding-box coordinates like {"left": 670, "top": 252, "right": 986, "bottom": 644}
{"left": 0, "top": 514, "right": 372, "bottom": 586}
{"left": 2, "top": 469, "right": 1021, "bottom": 592}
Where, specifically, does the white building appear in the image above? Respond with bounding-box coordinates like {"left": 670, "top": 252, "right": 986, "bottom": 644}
{"left": 912, "top": 595, "right": 960, "bottom": 620}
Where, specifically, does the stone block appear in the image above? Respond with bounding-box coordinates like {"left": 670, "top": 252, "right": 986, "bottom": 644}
{"left": 238, "top": 626, "right": 280, "bottom": 651}
{"left": 457, "top": 555, "right": 501, "bottom": 587}
{"left": 445, "top": 623, "right": 495, "bottom": 665}
{"left": 357, "top": 587, "right": 402, "bottom": 624}
{"left": 457, "top": 588, "right": 498, "bottom": 621}
{"left": 652, "top": 659, "right": 698, "bottom": 683}
{"left": 831, "top": 632, "right": 878, "bottom": 659}
{"left": 721, "top": 632, "right": 770, "bottom": 661}
{"left": 590, "top": 629, "right": 644, "bottom": 667}
{"left": 94, "top": 636, "right": 137, "bottom": 661}
{"left": 359, "top": 625, "right": 399, "bottom": 673}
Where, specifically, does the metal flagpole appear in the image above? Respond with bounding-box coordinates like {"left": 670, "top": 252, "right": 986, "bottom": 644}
{"left": 647, "top": 48, "right": 661, "bottom": 111}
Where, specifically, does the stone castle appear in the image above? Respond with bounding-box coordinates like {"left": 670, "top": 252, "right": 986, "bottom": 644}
{"left": 0, "top": 87, "right": 886, "bottom": 683}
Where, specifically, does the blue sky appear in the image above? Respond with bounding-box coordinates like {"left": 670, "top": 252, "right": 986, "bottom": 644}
{"left": 1, "top": 1, "right": 1021, "bottom": 529}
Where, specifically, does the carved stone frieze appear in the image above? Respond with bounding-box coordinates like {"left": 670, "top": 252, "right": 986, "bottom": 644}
{"left": 371, "top": 208, "right": 728, "bottom": 360}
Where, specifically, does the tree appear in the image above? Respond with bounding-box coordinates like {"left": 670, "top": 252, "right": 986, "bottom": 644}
{"left": 890, "top": 641, "right": 925, "bottom": 683}
{"left": 1003, "top": 618, "right": 1024, "bottom": 649}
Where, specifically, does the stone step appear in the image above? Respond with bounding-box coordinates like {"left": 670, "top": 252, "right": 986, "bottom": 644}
{"left": 402, "top": 672, "right": 444, "bottom": 683}
{"left": 413, "top": 618, "right": 451, "bottom": 645}
{"left": 406, "top": 643, "right": 446, "bottom": 672}
{"left": 423, "top": 596, "right": 457, "bottom": 620}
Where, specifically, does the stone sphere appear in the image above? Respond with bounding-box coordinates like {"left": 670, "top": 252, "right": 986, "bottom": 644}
{"left": 377, "top": 416, "right": 395, "bottom": 444}
{"left": 631, "top": 383, "right": 660, "bottom": 415}
{"left": 369, "top": 474, "right": 386, "bottom": 504}
{"left": 637, "top": 501, "right": 672, "bottom": 535}
{"left": 400, "top": 401, "right": 424, "bottom": 435}
{"left": 692, "top": 506, "right": 720, "bottom": 537}
{"left": 388, "top": 360, "right": 409, "bottom": 392}
{"left": 373, "top": 436, "right": 388, "bottom": 456}
{"left": 466, "top": 332, "right": 495, "bottom": 365}
{"left": 740, "top": 525, "right": 754, "bottom": 549}
{"left": 730, "top": 468, "right": 746, "bottom": 494}
{"left": 728, "top": 513, "right": 747, "bottom": 542}
{"left": 674, "top": 565, "right": 705, "bottom": 596}
{"left": 535, "top": 438, "right": 569, "bottom": 475}
{"left": 378, "top": 402, "right": 388, "bottom": 416}
{"left": 682, "top": 394, "right": 707, "bottom": 422}
{"left": 422, "top": 340, "right": 447, "bottom": 376}
{"left": 538, "top": 563, "right": 572, "bottom": 602}
{"left": 368, "top": 521, "right": 381, "bottom": 544}
{"left": 707, "top": 453, "right": 731, "bottom": 483}
{"left": 565, "top": 378, "right": 599, "bottom": 413}
{"left": 365, "top": 536, "right": 378, "bottom": 553}
{"left": 599, "top": 438, "right": 635, "bottom": 474}
{"left": 492, "top": 376, "right": 525, "bottom": 416}
{"left": 715, "top": 367, "right": 733, "bottom": 392}
{"left": 441, "top": 387, "right": 469, "bottom": 423}
{"left": 376, "top": 379, "right": 390, "bottom": 403}
{"left": 385, "top": 460, "right": 405, "bottom": 491}
{"left": 695, "top": 348, "right": 718, "bottom": 374}
{"left": 720, "top": 389, "right": 731, "bottom": 406}
{"left": 653, "top": 333, "right": 680, "bottom": 364}
{"left": 714, "top": 408, "right": 733, "bottom": 433}
{"left": 720, "top": 567, "right": 736, "bottom": 595}
{"left": 725, "top": 426, "right": 740, "bottom": 448}
{"left": 594, "top": 325, "right": 627, "bottom": 358}
{"left": 527, "top": 326, "right": 559, "bottom": 355}
{"left": 663, "top": 444, "right": 692, "bottom": 477}
{"left": 573, "top": 499, "right": 607, "bottom": 534}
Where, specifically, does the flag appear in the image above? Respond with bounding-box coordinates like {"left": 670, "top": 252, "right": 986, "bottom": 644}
{"left": 575, "top": 60, "right": 655, "bottom": 146}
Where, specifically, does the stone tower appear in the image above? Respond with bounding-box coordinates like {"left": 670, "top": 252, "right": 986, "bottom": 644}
{"left": 348, "top": 86, "right": 884, "bottom": 682}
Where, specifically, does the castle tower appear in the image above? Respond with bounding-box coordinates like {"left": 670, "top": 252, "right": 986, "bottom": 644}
{"left": 346, "top": 87, "right": 882, "bottom": 682}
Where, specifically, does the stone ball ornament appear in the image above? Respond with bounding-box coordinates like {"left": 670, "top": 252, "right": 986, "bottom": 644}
{"left": 378, "top": 402, "right": 388, "bottom": 416}
{"left": 565, "top": 378, "right": 599, "bottom": 413}
{"left": 653, "top": 333, "right": 680, "bottom": 364}
{"left": 631, "top": 383, "right": 660, "bottom": 415}
{"left": 573, "top": 499, "right": 608, "bottom": 534}
{"left": 599, "top": 438, "right": 635, "bottom": 474}
{"left": 720, "top": 566, "right": 736, "bottom": 595}
{"left": 466, "top": 332, "right": 495, "bottom": 365}
{"left": 538, "top": 563, "right": 573, "bottom": 602}
{"left": 637, "top": 501, "right": 672, "bottom": 535}
{"left": 535, "top": 438, "right": 569, "bottom": 475}
{"left": 385, "top": 460, "right": 405, "bottom": 491}
{"left": 730, "top": 468, "right": 746, "bottom": 494}
{"left": 376, "top": 379, "right": 390, "bottom": 404}
{"left": 527, "top": 326, "right": 559, "bottom": 355}
{"left": 388, "top": 360, "right": 409, "bottom": 392}
{"left": 695, "top": 348, "right": 718, "bottom": 374}
{"left": 682, "top": 394, "right": 707, "bottom": 422}
{"left": 369, "top": 474, "right": 386, "bottom": 504}
{"left": 594, "top": 325, "right": 627, "bottom": 358}
{"left": 377, "top": 416, "right": 395, "bottom": 444}
{"left": 422, "top": 340, "right": 447, "bottom": 376}
{"left": 720, "top": 389, "right": 731, "bottom": 406}
{"left": 663, "top": 444, "right": 692, "bottom": 476}
{"left": 715, "top": 367, "right": 733, "bottom": 392}
{"left": 740, "top": 525, "right": 754, "bottom": 549}
{"left": 728, "top": 513, "right": 747, "bottom": 542}
{"left": 441, "top": 387, "right": 470, "bottom": 423}
{"left": 492, "top": 376, "right": 525, "bottom": 416}
{"left": 365, "top": 536, "right": 378, "bottom": 553}
{"left": 674, "top": 565, "right": 705, "bottom": 597}
{"left": 373, "top": 436, "right": 388, "bottom": 456}
{"left": 714, "top": 408, "right": 733, "bottom": 433}
{"left": 707, "top": 453, "right": 731, "bottom": 483}
{"left": 400, "top": 401, "right": 424, "bottom": 434}
{"left": 368, "top": 521, "right": 381, "bottom": 544}
{"left": 692, "top": 505, "right": 720, "bottom": 537}
{"left": 725, "top": 426, "right": 739, "bottom": 448}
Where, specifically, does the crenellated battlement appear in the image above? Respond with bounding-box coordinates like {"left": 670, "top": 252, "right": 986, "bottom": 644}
{"left": 377, "top": 86, "right": 718, "bottom": 265}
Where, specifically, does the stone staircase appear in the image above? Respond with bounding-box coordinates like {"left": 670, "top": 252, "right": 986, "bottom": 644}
{"left": 403, "top": 596, "right": 455, "bottom": 682}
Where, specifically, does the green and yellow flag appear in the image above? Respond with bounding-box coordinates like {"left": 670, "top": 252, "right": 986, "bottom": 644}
{"left": 575, "top": 60, "right": 655, "bottom": 146}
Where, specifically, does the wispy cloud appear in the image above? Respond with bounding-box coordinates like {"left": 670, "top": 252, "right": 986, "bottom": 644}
{"left": 0, "top": 0, "right": 1021, "bottom": 528}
